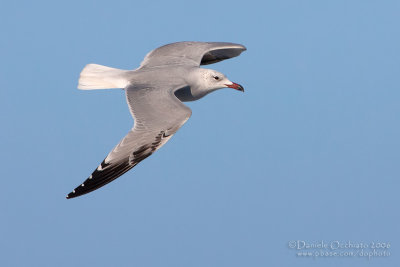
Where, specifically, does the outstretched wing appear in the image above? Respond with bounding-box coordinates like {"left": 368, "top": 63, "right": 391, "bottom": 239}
{"left": 66, "top": 84, "right": 191, "bottom": 199}
{"left": 139, "top": 41, "right": 246, "bottom": 69}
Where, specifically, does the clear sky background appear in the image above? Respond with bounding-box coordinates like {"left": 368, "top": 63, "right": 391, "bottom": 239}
{"left": 1, "top": 0, "right": 399, "bottom": 266}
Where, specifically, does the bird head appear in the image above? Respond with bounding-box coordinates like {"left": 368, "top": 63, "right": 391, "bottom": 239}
{"left": 196, "top": 68, "right": 244, "bottom": 92}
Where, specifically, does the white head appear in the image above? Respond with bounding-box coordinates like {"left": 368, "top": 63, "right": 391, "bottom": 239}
{"left": 196, "top": 68, "right": 244, "bottom": 91}
{"left": 185, "top": 68, "right": 244, "bottom": 100}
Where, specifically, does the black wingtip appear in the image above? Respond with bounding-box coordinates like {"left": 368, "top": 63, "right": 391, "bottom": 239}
{"left": 66, "top": 191, "right": 76, "bottom": 199}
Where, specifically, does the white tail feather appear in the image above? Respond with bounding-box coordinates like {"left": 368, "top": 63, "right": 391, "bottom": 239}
{"left": 78, "top": 64, "right": 130, "bottom": 90}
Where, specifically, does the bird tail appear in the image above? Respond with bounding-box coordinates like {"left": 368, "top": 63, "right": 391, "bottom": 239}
{"left": 78, "top": 64, "right": 130, "bottom": 90}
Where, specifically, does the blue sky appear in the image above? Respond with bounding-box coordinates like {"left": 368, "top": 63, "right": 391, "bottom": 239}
{"left": 1, "top": 0, "right": 399, "bottom": 266}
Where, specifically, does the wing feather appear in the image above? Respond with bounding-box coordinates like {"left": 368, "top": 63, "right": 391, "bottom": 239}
{"left": 139, "top": 41, "right": 246, "bottom": 68}
{"left": 66, "top": 84, "right": 191, "bottom": 199}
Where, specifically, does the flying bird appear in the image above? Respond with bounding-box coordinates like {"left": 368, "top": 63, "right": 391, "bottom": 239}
{"left": 67, "top": 41, "right": 246, "bottom": 199}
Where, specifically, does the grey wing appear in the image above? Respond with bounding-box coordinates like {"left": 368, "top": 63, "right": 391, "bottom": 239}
{"left": 139, "top": 41, "right": 246, "bottom": 69}
{"left": 66, "top": 85, "right": 191, "bottom": 199}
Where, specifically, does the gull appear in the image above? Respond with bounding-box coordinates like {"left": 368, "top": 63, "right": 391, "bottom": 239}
{"left": 66, "top": 41, "right": 246, "bottom": 199}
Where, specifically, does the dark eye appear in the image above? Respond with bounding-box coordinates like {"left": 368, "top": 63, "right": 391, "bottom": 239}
{"left": 213, "top": 75, "right": 220, "bottom": 80}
